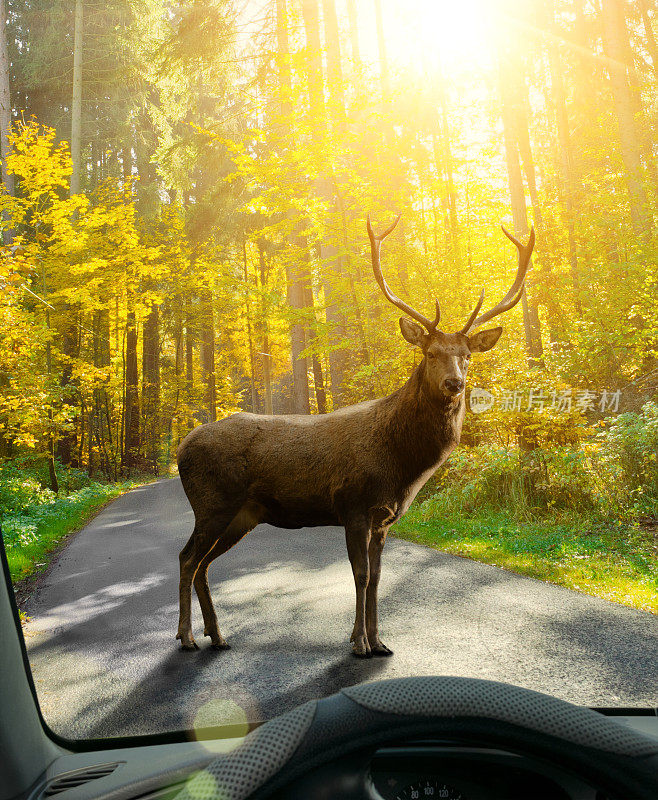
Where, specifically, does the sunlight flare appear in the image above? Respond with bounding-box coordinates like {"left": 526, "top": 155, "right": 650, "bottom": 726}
{"left": 363, "top": 0, "right": 495, "bottom": 74}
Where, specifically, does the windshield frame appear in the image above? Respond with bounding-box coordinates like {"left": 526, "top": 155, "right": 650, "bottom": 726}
{"left": 1, "top": 534, "right": 262, "bottom": 753}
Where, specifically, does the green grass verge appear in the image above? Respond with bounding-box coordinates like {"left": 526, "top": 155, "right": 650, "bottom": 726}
{"left": 393, "top": 510, "right": 658, "bottom": 613}
{"left": 3, "top": 481, "right": 141, "bottom": 585}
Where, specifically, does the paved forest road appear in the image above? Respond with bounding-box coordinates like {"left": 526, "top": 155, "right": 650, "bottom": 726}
{"left": 23, "top": 478, "right": 658, "bottom": 740}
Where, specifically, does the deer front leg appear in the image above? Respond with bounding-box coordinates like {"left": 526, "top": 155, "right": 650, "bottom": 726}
{"left": 345, "top": 518, "right": 371, "bottom": 658}
{"left": 366, "top": 527, "right": 393, "bottom": 656}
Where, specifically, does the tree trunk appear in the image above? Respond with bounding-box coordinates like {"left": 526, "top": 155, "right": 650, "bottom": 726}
{"left": 58, "top": 0, "right": 84, "bottom": 467}
{"left": 434, "top": 63, "right": 460, "bottom": 276}
{"left": 513, "top": 78, "right": 544, "bottom": 231}
{"left": 615, "top": 0, "right": 658, "bottom": 190}
{"left": 258, "top": 243, "right": 273, "bottom": 415}
{"left": 123, "top": 309, "right": 140, "bottom": 474}
{"left": 185, "top": 302, "right": 195, "bottom": 429}
{"left": 134, "top": 108, "right": 160, "bottom": 217}
{"left": 374, "top": 0, "right": 391, "bottom": 97}
{"left": 301, "top": 0, "right": 324, "bottom": 121}
{"left": 93, "top": 310, "right": 112, "bottom": 478}
{"left": 185, "top": 306, "right": 194, "bottom": 395}
{"left": 639, "top": 0, "right": 658, "bottom": 81}
{"left": 319, "top": 0, "right": 349, "bottom": 406}
{"left": 299, "top": 0, "right": 331, "bottom": 411}
{"left": 70, "top": 0, "right": 83, "bottom": 195}
{"left": 122, "top": 146, "right": 133, "bottom": 186}
{"left": 509, "top": 74, "right": 552, "bottom": 351}
{"left": 311, "top": 356, "right": 327, "bottom": 413}
{"left": 305, "top": 276, "right": 327, "bottom": 414}
{"left": 242, "top": 240, "right": 259, "bottom": 413}
{"left": 498, "top": 47, "right": 543, "bottom": 368}
{"left": 44, "top": 305, "right": 58, "bottom": 491}
{"left": 87, "top": 397, "right": 93, "bottom": 477}
{"left": 346, "top": 0, "right": 361, "bottom": 69}
{"left": 55, "top": 322, "right": 78, "bottom": 465}
{"left": 142, "top": 302, "right": 160, "bottom": 470}
{"left": 322, "top": 0, "right": 346, "bottom": 129}
{"left": 374, "top": 0, "right": 394, "bottom": 151}
{"left": 199, "top": 288, "right": 216, "bottom": 422}
{"left": 286, "top": 255, "right": 311, "bottom": 414}
{"left": 0, "top": 0, "right": 14, "bottom": 241}
{"left": 174, "top": 297, "right": 184, "bottom": 378}
{"left": 545, "top": 0, "right": 582, "bottom": 312}
{"left": 601, "top": 0, "right": 652, "bottom": 236}
{"left": 277, "top": 0, "right": 310, "bottom": 413}
{"left": 48, "top": 446, "right": 59, "bottom": 493}
{"left": 98, "top": 309, "right": 116, "bottom": 479}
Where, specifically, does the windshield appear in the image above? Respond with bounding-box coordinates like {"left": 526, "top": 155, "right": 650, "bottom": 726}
{"left": 1, "top": 0, "right": 657, "bottom": 742}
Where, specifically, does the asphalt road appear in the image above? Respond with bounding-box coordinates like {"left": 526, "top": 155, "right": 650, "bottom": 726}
{"left": 23, "top": 478, "right": 658, "bottom": 740}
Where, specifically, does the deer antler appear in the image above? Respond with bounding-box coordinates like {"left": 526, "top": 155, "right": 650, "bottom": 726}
{"left": 460, "top": 226, "right": 535, "bottom": 334}
{"left": 367, "top": 214, "right": 441, "bottom": 332}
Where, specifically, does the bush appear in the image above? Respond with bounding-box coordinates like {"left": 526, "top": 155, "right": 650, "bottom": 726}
{"left": 0, "top": 461, "right": 56, "bottom": 516}
{"left": 1, "top": 480, "right": 121, "bottom": 551}
{"left": 0, "top": 461, "right": 141, "bottom": 583}
{"left": 418, "top": 446, "right": 598, "bottom": 520}
{"left": 595, "top": 401, "right": 658, "bottom": 518}
{"left": 0, "top": 457, "right": 102, "bottom": 516}
{"left": 415, "top": 401, "right": 658, "bottom": 523}
{"left": 0, "top": 459, "right": 137, "bottom": 562}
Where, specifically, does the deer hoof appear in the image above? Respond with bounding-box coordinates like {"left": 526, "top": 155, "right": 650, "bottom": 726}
{"left": 351, "top": 635, "right": 372, "bottom": 658}
{"left": 371, "top": 642, "right": 394, "bottom": 656}
{"left": 204, "top": 629, "right": 230, "bottom": 649}
{"left": 176, "top": 633, "right": 199, "bottom": 651}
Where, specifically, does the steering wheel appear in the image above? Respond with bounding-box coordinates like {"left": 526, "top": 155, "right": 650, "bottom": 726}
{"left": 175, "top": 677, "right": 658, "bottom": 800}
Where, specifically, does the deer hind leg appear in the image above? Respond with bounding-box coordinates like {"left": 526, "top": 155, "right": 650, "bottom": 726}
{"left": 366, "top": 527, "right": 393, "bottom": 656}
{"left": 193, "top": 501, "right": 263, "bottom": 650}
{"left": 192, "top": 540, "right": 225, "bottom": 649}
{"left": 176, "top": 510, "right": 238, "bottom": 651}
{"left": 345, "top": 517, "right": 372, "bottom": 658}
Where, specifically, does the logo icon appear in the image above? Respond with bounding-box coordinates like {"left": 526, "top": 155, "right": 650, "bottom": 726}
{"left": 469, "top": 388, "right": 494, "bottom": 414}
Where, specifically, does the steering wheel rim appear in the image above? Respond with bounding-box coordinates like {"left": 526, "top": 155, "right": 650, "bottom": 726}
{"left": 175, "top": 677, "right": 658, "bottom": 800}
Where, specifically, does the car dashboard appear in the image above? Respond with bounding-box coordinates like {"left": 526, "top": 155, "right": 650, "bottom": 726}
{"left": 26, "top": 713, "right": 658, "bottom": 800}
{"left": 261, "top": 738, "right": 616, "bottom": 799}
{"left": 28, "top": 742, "right": 603, "bottom": 800}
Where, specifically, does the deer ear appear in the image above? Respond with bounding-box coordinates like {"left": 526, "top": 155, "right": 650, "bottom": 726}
{"left": 399, "top": 317, "right": 426, "bottom": 348}
{"left": 469, "top": 327, "right": 503, "bottom": 353}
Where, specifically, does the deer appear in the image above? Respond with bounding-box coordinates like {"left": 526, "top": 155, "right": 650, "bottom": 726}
{"left": 176, "top": 216, "right": 535, "bottom": 657}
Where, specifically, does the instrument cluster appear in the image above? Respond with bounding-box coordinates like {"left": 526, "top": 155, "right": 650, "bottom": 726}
{"left": 368, "top": 743, "right": 603, "bottom": 800}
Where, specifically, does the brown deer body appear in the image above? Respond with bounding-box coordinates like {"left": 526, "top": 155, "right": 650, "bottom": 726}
{"left": 176, "top": 217, "right": 535, "bottom": 657}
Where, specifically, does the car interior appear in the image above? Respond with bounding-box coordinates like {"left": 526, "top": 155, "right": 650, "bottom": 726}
{"left": 2, "top": 541, "right": 658, "bottom": 800}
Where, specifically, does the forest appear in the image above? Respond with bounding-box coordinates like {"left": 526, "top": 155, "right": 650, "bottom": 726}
{"left": 0, "top": 0, "right": 657, "bottom": 606}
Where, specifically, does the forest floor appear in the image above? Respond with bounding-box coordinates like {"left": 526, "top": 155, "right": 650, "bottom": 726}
{"left": 393, "top": 510, "right": 658, "bottom": 614}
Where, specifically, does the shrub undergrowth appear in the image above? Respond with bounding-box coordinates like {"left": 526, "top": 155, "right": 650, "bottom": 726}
{"left": 394, "top": 402, "right": 658, "bottom": 612}
{"left": 0, "top": 459, "right": 142, "bottom": 583}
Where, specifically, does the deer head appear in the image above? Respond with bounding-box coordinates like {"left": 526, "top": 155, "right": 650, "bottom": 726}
{"left": 367, "top": 214, "right": 535, "bottom": 401}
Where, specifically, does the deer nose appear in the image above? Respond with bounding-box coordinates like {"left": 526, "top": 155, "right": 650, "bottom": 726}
{"left": 444, "top": 378, "right": 464, "bottom": 394}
